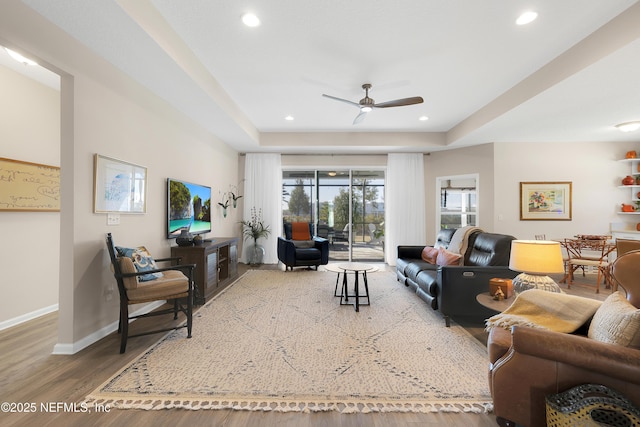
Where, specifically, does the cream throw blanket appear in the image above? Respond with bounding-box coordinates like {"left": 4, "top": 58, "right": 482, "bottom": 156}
{"left": 485, "top": 289, "right": 602, "bottom": 333}
{"left": 447, "top": 226, "right": 483, "bottom": 264}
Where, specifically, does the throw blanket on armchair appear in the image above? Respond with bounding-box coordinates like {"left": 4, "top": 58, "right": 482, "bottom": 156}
{"left": 485, "top": 289, "right": 602, "bottom": 333}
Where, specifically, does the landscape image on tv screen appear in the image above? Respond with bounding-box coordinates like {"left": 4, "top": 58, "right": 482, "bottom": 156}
{"left": 167, "top": 178, "right": 211, "bottom": 238}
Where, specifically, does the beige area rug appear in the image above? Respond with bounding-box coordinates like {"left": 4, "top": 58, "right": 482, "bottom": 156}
{"left": 86, "top": 269, "right": 493, "bottom": 413}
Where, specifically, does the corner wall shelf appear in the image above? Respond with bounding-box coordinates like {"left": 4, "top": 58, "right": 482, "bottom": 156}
{"left": 618, "top": 157, "right": 640, "bottom": 213}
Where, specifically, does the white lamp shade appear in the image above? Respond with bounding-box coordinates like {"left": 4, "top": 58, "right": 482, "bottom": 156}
{"left": 509, "top": 240, "right": 564, "bottom": 274}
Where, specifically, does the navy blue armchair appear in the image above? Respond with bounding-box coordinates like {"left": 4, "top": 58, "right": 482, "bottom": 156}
{"left": 277, "top": 222, "right": 329, "bottom": 271}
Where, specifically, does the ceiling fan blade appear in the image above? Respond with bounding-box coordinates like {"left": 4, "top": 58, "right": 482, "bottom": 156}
{"left": 322, "top": 94, "right": 360, "bottom": 108}
{"left": 373, "top": 96, "right": 424, "bottom": 108}
{"left": 353, "top": 111, "right": 367, "bottom": 125}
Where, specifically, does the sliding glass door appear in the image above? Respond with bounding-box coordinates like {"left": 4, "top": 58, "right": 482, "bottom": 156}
{"left": 318, "top": 170, "right": 351, "bottom": 261}
{"left": 350, "top": 170, "right": 384, "bottom": 262}
{"left": 283, "top": 169, "right": 385, "bottom": 263}
{"left": 282, "top": 171, "right": 315, "bottom": 225}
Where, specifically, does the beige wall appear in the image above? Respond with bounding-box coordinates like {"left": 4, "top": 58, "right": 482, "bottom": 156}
{"left": 0, "top": 65, "right": 60, "bottom": 327}
{"left": 424, "top": 141, "right": 640, "bottom": 244}
{"left": 493, "top": 141, "right": 638, "bottom": 240}
{"left": 0, "top": 0, "right": 240, "bottom": 352}
{"left": 425, "top": 144, "right": 495, "bottom": 243}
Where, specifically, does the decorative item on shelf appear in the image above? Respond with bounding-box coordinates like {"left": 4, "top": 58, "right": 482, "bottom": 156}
{"left": 493, "top": 287, "right": 505, "bottom": 301}
{"left": 218, "top": 192, "right": 230, "bottom": 218}
{"left": 621, "top": 204, "right": 636, "bottom": 213}
{"left": 622, "top": 175, "right": 636, "bottom": 186}
{"left": 637, "top": 176, "right": 640, "bottom": 185}
{"left": 625, "top": 150, "right": 637, "bottom": 159}
{"left": 509, "top": 240, "right": 565, "bottom": 294}
{"left": 176, "top": 229, "right": 194, "bottom": 246}
{"left": 240, "top": 207, "right": 271, "bottom": 266}
{"left": 193, "top": 234, "right": 203, "bottom": 245}
{"left": 636, "top": 223, "right": 640, "bottom": 231}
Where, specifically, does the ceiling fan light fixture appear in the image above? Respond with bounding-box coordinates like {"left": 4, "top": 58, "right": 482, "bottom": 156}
{"left": 241, "top": 13, "right": 260, "bottom": 27}
{"left": 4, "top": 47, "right": 38, "bottom": 66}
{"left": 360, "top": 106, "right": 372, "bottom": 113}
{"left": 615, "top": 121, "right": 640, "bottom": 132}
{"left": 516, "top": 11, "right": 538, "bottom": 26}
{"left": 419, "top": 115, "right": 429, "bottom": 121}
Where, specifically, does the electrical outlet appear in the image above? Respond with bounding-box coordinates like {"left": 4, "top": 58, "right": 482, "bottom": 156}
{"left": 107, "top": 213, "right": 120, "bottom": 225}
{"left": 105, "top": 287, "right": 114, "bottom": 301}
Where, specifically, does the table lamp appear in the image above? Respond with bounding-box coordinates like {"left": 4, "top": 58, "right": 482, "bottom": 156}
{"left": 509, "top": 240, "right": 565, "bottom": 294}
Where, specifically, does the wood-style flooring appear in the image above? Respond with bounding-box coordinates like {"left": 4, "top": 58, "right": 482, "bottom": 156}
{"left": 0, "top": 265, "right": 610, "bottom": 427}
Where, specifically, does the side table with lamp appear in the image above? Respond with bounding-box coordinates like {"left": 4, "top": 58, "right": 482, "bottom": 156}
{"left": 509, "top": 240, "right": 566, "bottom": 294}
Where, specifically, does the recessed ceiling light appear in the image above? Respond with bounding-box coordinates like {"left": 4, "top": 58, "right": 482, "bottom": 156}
{"left": 419, "top": 116, "right": 429, "bottom": 121}
{"left": 516, "top": 11, "right": 538, "bottom": 26}
{"left": 615, "top": 121, "right": 640, "bottom": 132}
{"left": 285, "top": 115, "right": 294, "bottom": 121}
{"left": 242, "top": 13, "right": 260, "bottom": 27}
{"left": 4, "top": 47, "right": 38, "bottom": 66}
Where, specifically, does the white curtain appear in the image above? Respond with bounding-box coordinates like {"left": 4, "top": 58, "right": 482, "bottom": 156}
{"left": 242, "top": 153, "right": 282, "bottom": 264}
{"left": 385, "top": 153, "right": 426, "bottom": 265}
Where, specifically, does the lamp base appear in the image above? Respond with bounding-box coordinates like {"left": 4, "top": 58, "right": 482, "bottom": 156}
{"left": 512, "top": 273, "right": 562, "bottom": 294}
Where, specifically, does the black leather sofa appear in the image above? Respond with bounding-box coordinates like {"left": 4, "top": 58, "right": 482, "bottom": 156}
{"left": 396, "top": 228, "right": 518, "bottom": 326}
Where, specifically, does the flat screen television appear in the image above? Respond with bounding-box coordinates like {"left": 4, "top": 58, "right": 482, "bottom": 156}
{"left": 167, "top": 178, "right": 211, "bottom": 238}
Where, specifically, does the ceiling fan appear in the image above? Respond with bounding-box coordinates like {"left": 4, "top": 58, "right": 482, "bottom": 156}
{"left": 322, "top": 83, "right": 424, "bottom": 124}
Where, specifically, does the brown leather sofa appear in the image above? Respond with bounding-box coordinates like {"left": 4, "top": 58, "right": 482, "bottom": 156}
{"left": 487, "top": 250, "right": 640, "bottom": 427}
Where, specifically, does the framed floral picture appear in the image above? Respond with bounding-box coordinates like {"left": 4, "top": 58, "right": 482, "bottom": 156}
{"left": 520, "top": 181, "right": 572, "bottom": 221}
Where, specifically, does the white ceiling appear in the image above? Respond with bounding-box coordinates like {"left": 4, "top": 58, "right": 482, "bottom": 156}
{"left": 13, "top": 0, "right": 640, "bottom": 153}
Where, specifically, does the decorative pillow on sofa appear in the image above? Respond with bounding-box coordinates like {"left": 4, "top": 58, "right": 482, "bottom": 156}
{"left": 588, "top": 292, "right": 640, "bottom": 349}
{"left": 421, "top": 246, "right": 439, "bottom": 264}
{"left": 115, "top": 246, "right": 163, "bottom": 282}
{"left": 436, "top": 247, "right": 463, "bottom": 266}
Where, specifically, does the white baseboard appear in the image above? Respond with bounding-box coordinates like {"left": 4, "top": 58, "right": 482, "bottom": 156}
{"left": 52, "top": 301, "right": 167, "bottom": 355}
{"left": 0, "top": 304, "right": 59, "bottom": 332}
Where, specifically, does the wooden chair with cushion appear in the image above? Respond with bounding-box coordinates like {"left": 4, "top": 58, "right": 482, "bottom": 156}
{"left": 564, "top": 237, "right": 615, "bottom": 293}
{"left": 106, "top": 233, "right": 195, "bottom": 353}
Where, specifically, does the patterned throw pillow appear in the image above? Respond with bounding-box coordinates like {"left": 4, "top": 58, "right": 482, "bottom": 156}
{"left": 421, "top": 246, "right": 439, "bottom": 264}
{"left": 115, "top": 246, "right": 164, "bottom": 282}
{"left": 588, "top": 292, "right": 640, "bottom": 348}
{"left": 436, "top": 247, "right": 463, "bottom": 266}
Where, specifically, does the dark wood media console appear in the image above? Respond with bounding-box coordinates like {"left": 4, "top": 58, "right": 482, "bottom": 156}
{"left": 171, "top": 237, "right": 238, "bottom": 303}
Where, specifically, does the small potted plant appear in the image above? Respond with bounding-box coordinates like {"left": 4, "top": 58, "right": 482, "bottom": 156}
{"left": 240, "top": 207, "right": 271, "bottom": 265}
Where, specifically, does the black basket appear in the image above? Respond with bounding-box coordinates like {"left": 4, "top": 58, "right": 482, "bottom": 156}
{"left": 546, "top": 384, "right": 640, "bottom": 427}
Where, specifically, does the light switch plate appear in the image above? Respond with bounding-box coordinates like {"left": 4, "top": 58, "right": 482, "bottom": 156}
{"left": 107, "top": 213, "right": 120, "bottom": 225}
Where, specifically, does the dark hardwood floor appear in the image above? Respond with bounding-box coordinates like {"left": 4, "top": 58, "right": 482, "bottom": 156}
{"left": 0, "top": 265, "right": 609, "bottom": 427}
